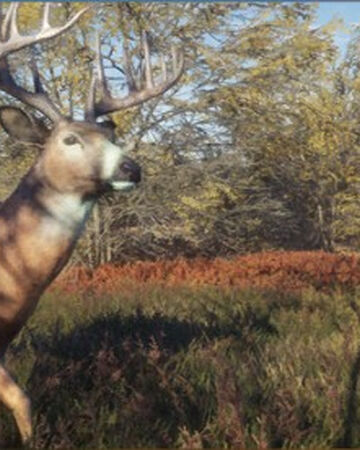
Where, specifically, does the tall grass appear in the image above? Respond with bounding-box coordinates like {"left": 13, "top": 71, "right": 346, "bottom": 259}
{"left": 2, "top": 283, "right": 360, "bottom": 447}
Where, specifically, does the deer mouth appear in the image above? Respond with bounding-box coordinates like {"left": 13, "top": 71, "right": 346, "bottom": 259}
{"left": 110, "top": 157, "right": 141, "bottom": 191}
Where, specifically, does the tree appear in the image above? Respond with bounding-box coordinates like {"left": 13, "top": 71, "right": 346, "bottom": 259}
{"left": 1, "top": 2, "right": 359, "bottom": 262}
{"left": 199, "top": 2, "right": 359, "bottom": 251}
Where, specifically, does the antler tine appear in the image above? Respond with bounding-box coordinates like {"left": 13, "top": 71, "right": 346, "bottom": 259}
{"left": 41, "top": 3, "right": 51, "bottom": 31}
{"left": 123, "top": 36, "right": 137, "bottom": 93}
{"left": 90, "top": 34, "right": 185, "bottom": 119}
{"left": 85, "top": 66, "right": 97, "bottom": 122}
{"left": 30, "top": 53, "right": 45, "bottom": 95}
{"left": 1, "top": 3, "right": 16, "bottom": 41}
{"left": 143, "top": 31, "right": 154, "bottom": 89}
{"left": 0, "top": 3, "right": 91, "bottom": 59}
{"left": 171, "top": 45, "right": 178, "bottom": 75}
{"left": 9, "top": 3, "right": 19, "bottom": 39}
{"left": 85, "top": 33, "right": 108, "bottom": 122}
{"left": 0, "top": 3, "right": 92, "bottom": 122}
{"left": 0, "top": 58, "right": 63, "bottom": 122}
{"left": 160, "top": 54, "right": 167, "bottom": 83}
{"left": 95, "top": 33, "right": 108, "bottom": 94}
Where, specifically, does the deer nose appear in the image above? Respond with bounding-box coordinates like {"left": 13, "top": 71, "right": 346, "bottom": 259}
{"left": 120, "top": 157, "right": 141, "bottom": 183}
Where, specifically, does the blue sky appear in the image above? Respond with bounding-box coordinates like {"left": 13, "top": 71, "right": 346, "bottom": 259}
{"left": 316, "top": 2, "right": 360, "bottom": 54}
{"left": 317, "top": 1, "right": 360, "bottom": 25}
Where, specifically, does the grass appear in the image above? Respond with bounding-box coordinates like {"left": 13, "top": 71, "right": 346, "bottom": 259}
{"left": 2, "top": 283, "right": 360, "bottom": 447}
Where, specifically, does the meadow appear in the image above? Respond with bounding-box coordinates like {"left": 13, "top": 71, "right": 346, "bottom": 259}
{"left": 2, "top": 252, "right": 360, "bottom": 447}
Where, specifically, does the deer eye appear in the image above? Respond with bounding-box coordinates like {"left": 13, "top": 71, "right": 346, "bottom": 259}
{"left": 63, "top": 134, "right": 79, "bottom": 146}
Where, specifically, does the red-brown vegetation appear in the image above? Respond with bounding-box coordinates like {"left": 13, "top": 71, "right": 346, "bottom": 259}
{"left": 54, "top": 251, "right": 360, "bottom": 294}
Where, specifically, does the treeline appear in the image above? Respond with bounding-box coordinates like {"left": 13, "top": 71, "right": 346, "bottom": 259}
{"left": 0, "top": 3, "right": 359, "bottom": 265}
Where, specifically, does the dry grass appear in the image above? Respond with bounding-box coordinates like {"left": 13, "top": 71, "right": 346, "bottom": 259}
{"left": 2, "top": 252, "right": 360, "bottom": 447}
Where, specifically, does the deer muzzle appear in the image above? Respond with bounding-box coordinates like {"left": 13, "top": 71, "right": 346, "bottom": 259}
{"left": 110, "top": 156, "right": 141, "bottom": 191}
{"left": 119, "top": 157, "right": 141, "bottom": 183}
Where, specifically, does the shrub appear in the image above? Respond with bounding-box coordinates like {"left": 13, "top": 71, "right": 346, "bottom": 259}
{"left": 55, "top": 251, "right": 360, "bottom": 295}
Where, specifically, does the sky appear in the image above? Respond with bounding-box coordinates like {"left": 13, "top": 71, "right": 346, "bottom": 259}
{"left": 317, "top": 1, "right": 360, "bottom": 25}
{"left": 316, "top": 2, "right": 360, "bottom": 55}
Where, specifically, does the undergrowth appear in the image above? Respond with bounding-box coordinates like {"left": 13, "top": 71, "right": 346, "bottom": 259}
{"left": 1, "top": 282, "right": 360, "bottom": 447}
{"left": 55, "top": 251, "right": 360, "bottom": 294}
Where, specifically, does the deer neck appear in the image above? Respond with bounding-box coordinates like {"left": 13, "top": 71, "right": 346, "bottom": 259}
{"left": 0, "top": 165, "right": 94, "bottom": 345}
{"left": 0, "top": 164, "right": 95, "bottom": 279}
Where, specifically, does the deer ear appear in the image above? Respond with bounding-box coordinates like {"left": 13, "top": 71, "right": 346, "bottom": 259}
{"left": 0, "top": 106, "right": 50, "bottom": 145}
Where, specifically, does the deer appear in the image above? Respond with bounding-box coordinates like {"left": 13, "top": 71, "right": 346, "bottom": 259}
{"left": 0, "top": 3, "right": 184, "bottom": 445}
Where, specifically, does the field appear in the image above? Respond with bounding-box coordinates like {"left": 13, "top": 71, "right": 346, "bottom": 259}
{"left": 2, "top": 251, "right": 360, "bottom": 447}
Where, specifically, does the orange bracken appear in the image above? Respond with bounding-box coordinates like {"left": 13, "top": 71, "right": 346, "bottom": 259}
{"left": 53, "top": 251, "right": 360, "bottom": 295}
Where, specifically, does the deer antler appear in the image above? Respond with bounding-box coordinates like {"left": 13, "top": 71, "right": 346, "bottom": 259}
{"left": 0, "top": 3, "right": 90, "bottom": 122}
{"left": 85, "top": 31, "right": 184, "bottom": 121}
{"left": 0, "top": 3, "right": 90, "bottom": 59}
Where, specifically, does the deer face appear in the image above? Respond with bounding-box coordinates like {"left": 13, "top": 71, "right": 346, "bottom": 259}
{"left": 42, "top": 120, "right": 141, "bottom": 196}
{"left": 0, "top": 107, "right": 141, "bottom": 197}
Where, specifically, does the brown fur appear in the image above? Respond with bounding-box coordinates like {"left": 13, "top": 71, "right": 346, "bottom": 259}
{"left": 0, "top": 168, "right": 80, "bottom": 354}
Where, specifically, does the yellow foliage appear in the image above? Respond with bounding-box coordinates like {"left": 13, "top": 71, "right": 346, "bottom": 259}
{"left": 112, "top": 110, "right": 140, "bottom": 137}
{"left": 0, "top": 149, "right": 37, "bottom": 200}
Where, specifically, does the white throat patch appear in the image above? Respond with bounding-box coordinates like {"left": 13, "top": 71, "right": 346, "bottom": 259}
{"left": 40, "top": 192, "right": 94, "bottom": 238}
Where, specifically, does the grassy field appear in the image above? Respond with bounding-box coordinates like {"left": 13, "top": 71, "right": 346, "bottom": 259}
{"left": 2, "top": 276, "right": 360, "bottom": 448}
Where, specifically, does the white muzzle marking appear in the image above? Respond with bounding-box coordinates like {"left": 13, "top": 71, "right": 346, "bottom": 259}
{"left": 110, "top": 181, "right": 135, "bottom": 191}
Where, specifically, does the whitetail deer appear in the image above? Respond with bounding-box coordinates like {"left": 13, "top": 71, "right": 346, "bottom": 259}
{"left": 0, "top": 3, "right": 184, "bottom": 445}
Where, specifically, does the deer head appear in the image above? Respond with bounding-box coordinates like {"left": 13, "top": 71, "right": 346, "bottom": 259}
{"left": 0, "top": 3, "right": 184, "bottom": 199}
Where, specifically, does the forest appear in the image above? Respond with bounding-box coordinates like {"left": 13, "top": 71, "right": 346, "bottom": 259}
{"left": 2, "top": 2, "right": 360, "bottom": 448}
{"left": 1, "top": 2, "right": 359, "bottom": 265}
